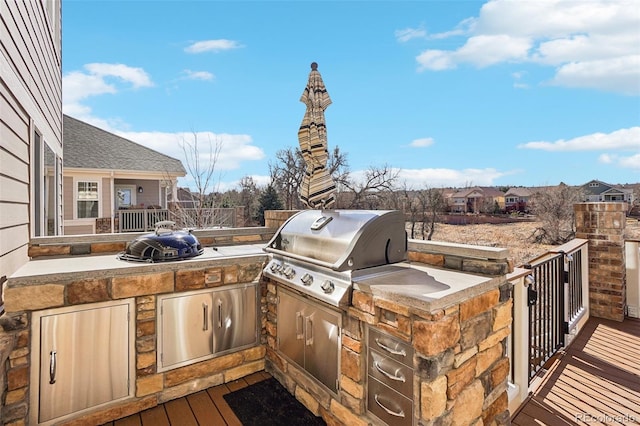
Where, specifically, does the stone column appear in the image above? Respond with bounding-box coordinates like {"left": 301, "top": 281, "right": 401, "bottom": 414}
{"left": 574, "top": 202, "right": 627, "bottom": 321}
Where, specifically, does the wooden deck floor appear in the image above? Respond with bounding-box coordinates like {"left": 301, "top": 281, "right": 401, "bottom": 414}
{"left": 511, "top": 316, "right": 640, "bottom": 425}
{"left": 104, "top": 371, "right": 272, "bottom": 426}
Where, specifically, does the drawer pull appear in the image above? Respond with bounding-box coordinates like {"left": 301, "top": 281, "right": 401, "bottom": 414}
{"left": 374, "top": 361, "right": 406, "bottom": 382}
{"left": 375, "top": 338, "right": 406, "bottom": 357}
{"left": 374, "top": 394, "right": 405, "bottom": 418}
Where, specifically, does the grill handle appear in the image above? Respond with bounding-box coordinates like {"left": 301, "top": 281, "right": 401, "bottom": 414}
{"left": 296, "top": 312, "right": 304, "bottom": 339}
{"left": 374, "top": 394, "right": 405, "bottom": 418}
{"left": 305, "top": 316, "right": 314, "bottom": 346}
{"left": 375, "top": 338, "right": 406, "bottom": 357}
{"left": 374, "top": 361, "right": 406, "bottom": 382}
{"left": 202, "top": 303, "right": 209, "bottom": 331}
{"left": 49, "top": 350, "right": 57, "bottom": 384}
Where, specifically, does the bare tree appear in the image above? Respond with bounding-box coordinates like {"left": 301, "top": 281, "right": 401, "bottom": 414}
{"left": 269, "top": 145, "right": 350, "bottom": 209}
{"left": 171, "top": 131, "right": 223, "bottom": 229}
{"left": 238, "top": 175, "right": 260, "bottom": 226}
{"left": 417, "top": 187, "right": 447, "bottom": 240}
{"left": 342, "top": 164, "right": 400, "bottom": 209}
{"left": 530, "top": 183, "right": 584, "bottom": 244}
{"left": 269, "top": 147, "right": 305, "bottom": 210}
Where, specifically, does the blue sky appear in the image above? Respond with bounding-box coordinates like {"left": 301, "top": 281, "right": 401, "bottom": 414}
{"left": 62, "top": 0, "right": 640, "bottom": 191}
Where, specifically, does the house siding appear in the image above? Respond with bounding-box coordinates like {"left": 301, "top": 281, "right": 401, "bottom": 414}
{"left": 63, "top": 176, "right": 74, "bottom": 220}
{"left": 102, "top": 176, "right": 111, "bottom": 217}
{"left": 0, "top": 0, "right": 62, "bottom": 280}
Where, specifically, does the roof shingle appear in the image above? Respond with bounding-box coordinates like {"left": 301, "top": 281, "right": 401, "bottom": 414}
{"left": 63, "top": 115, "right": 185, "bottom": 175}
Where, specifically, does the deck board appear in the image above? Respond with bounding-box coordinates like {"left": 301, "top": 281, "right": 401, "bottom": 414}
{"left": 139, "top": 405, "right": 170, "bottom": 426}
{"left": 164, "top": 398, "right": 199, "bottom": 426}
{"left": 207, "top": 384, "right": 243, "bottom": 426}
{"left": 186, "top": 391, "right": 226, "bottom": 425}
{"left": 512, "top": 316, "right": 640, "bottom": 425}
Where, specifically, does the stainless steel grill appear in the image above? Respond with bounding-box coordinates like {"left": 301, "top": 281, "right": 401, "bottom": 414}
{"left": 263, "top": 209, "right": 407, "bottom": 307}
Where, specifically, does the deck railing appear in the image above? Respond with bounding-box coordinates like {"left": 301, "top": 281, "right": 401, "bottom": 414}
{"left": 117, "top": 208, "right": 236, "bottom": 232}
{"left": 117, "top": 209, "right": 171, "bottom": 232}
{"left": 508, "top": 238, "right": 589, "bottom": 412}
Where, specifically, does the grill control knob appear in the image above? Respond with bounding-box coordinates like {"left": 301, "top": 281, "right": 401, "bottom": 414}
{"left": 300, "top": 273, "right": 313, "bottom": 286}
{"left": 321, "top": 280, "right": 335, "bottom": 294}
{"left": 283, "top": 266, "right": 296, "bottom": 279}
{"left": 269, "top": 262, "right": 280, "bottom": 273}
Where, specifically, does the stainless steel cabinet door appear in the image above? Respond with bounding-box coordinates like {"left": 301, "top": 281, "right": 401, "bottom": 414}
{"left": 212, "top": 285, "right": 257, "bottom": 354}
{"left": 304, "top": 305, "right": 340, "bottom": 393}
{"left": 277, "top": 289, "right": 305, "bottom": 368}
{"left": 160, "top": 292, "right": 214, "bottom": 368}
{"left": 39, "top": 303, "right": 130, "bottom": 423}
{"left": 277, "top": 287, "right": 341, "bottom": 394}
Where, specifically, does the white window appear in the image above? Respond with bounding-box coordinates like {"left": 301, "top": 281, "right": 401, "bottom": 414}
{"left": 77, "top": 181, "right": 99, "bottom": 218}
{"left": 589, "top": 182, "right": 599, "bottom": 187}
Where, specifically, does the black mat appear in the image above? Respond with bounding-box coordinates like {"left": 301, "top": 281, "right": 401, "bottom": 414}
{"left": 223, "top": 378, "right": 326, "bottom": 426}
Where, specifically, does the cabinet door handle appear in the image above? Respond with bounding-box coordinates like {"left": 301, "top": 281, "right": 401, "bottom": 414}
{"left": 49, "top": 350, "right": 57, "bottom": 384}
{"left": 305, "top": 316, "right": 313, "bottom": 346}
{"left": 217, "top": 301, "right": 223, "bottom": 328}
{"left": 374, "top": 361, "right": 406, "bottom": 382}
{"left": 375, "top": 338, "right": 406, "bottom": 357}
{"left": 374, "top": 394, "right": 405, "bottom": 418}
{"left": 295, "top": 312, "right": 304, "bottom": 339}
{"left": 202, "top": 303, "right": 209, "bottom": 331}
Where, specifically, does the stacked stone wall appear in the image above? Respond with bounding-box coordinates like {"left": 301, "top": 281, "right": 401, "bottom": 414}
{"left": 264, "top": 277, "right": 512, "bottom": 426}
{"left": 0, "top": 258, "right": 266, "bottom": 426}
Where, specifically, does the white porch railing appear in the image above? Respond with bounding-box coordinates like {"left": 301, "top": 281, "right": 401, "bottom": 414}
{"left": 117, "top": 208, "right": 237, "bottom": 232}
{"left": 117, "top": 209, "right": 171, "bottom": 232}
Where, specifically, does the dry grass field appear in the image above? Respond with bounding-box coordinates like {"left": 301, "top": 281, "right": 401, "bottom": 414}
{"left": 414, "top": 218, "right": 640, "bottom": 268}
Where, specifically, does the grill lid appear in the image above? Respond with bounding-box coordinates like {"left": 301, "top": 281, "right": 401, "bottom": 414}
{"left": 264, "top": 209, "right": 407, "bottom": 271}
{"left": 117, "top": 221, "right": 203, "bottom": 263}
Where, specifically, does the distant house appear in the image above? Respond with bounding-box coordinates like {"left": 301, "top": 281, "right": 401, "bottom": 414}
{"left": 449, "top": 187, "right": 505, "bottom": 213}
{"left": 581, "top": 179, "right": 634, "bottom": 204}
{"left": 504, "top": 187, "right": 534, "bottom": 213}
{"left": 62, "top": 115, "right": 186, "bottom": 234}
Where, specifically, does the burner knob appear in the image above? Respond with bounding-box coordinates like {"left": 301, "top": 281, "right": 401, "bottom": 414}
{"left": 270, "top": 262, "right": 284, "bottom": 274}
{"left": 283, "top": 266, "right": 296, "bottom": 279}
{"left": 321, "top": 280, "right": 335, "bottom": 294}
{"left": 301, "top": 273, "right": 313, "bottom": 286}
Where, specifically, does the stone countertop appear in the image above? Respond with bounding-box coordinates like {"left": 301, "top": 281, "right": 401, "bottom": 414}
{"left": 352, "top": 261, "right": 505, "bottom": 313}
{"left": 8, "top": 244, "right": 268, "bottom": 286}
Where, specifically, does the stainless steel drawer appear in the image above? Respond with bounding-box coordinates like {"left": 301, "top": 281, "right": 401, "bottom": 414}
{"left": 368, "top": 349, "right": 413, "bottom": 397}
{"left": 368, "top": 327, "right": 413, "bottom": 367}
{"left": 367, "top": 377, "right": 413, "bottom": 426}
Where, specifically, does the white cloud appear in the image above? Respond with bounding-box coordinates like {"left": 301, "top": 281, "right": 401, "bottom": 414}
{"left": 395, "top": 26, "right": 427, "bottom": 43}
{"left": 399, "top": 167, "right": 513, "bottom": 187}
{"left": 619, "top": 153, "right": 640, "bottom": 169}
{"left": 409, "top": 137, "right": 435, "bottom": 148}
{"left": 348, "top": 167, "right": 513, "bottom": 188}
{"left": 598, "top": 153, "right": 615, "bottom": 164}
{"left": 84, "top": 63, "right": 153, "bottom": 88}
{"left": 521, "top": 126, "right": 640, "bottom": 172}
{"left": 417, "top": 50, "right": 455, "bottom": 71}
{"left": 548, "top": 55, "right": 640, "bottom": 96}
{"left": 63, "top": 63, "right": 153, "bottom": 118}
{"left": 116, "top": 130, "right": 266, "bottom": 173}
{"left": 413, "top": 0, "right": 640, "bottom": 95}
{"left": 185, "top": 39, "right": 243, "bottom": 53}
{"left": 519, "top": 127, "right": 640, "bottom": 151}
{"left": 183, "top": 70, "right": 215, "bottom": 81}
